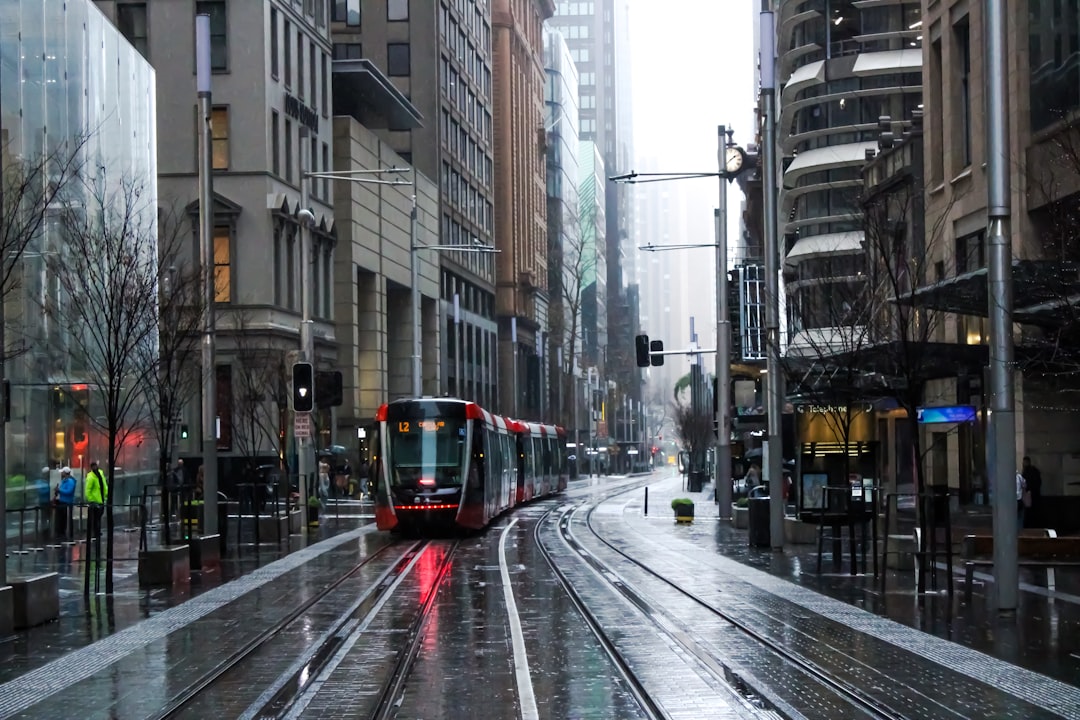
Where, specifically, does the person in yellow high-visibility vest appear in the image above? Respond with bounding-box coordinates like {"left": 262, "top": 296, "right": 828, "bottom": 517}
{"left": 85, "top": 460, "right": 109, "bottom": 542}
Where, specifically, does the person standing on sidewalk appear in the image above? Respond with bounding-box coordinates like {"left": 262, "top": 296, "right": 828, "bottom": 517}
{"left": 85, "top": 461, "right": 109, "bottom": 542}
{"left": 55, "top": 467, "right": 77, "bottom": 538}
{"left": 1021, "top": 456, "right": 1042, "bottom": 527}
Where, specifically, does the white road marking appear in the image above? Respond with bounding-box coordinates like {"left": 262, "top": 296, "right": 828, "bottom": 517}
{"left": 500, "top": 518, "right": 539, "bottom": 720}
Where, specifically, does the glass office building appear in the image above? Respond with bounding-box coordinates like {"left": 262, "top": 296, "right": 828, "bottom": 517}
{"left": 0, "top": 0, "right": 157, "bottom": 502}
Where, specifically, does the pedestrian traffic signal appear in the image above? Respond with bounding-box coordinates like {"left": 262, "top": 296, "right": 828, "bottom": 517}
{"left": 635, "top": 335, "right": 650, "bottom": 367}
{"left": 180, "top": 424, "right": 189, "bottom": 440}
{"left": 292, "top": 362, "right": 315, "bottom": 412}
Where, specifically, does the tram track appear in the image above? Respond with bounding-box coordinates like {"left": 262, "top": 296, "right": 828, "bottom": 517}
{"left": 538, "top": 490, "right": 908, "bottom": 720}
{"left": 153, "top": 539, "right": 457, "bottom": 720}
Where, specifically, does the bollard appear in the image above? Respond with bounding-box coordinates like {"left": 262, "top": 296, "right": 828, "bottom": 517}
{"left": 644, "top": 487, "right": 649, "bottom": 516}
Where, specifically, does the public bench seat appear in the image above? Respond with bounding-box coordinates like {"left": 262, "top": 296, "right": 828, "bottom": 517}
{"left": 962, "top": 532, "right": 1080, "bottom": 602}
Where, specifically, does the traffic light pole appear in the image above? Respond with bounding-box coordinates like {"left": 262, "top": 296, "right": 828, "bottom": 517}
{"left": 196, "top": 15, "right": 218, "bottom": 536}
{"left": 297, "top": 131, "right": 315, "bottom": 520}
{"left": 716, "top": 125, "right": 733, "bottom": 519}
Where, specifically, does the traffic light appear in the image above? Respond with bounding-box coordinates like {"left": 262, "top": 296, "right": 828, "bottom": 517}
{"left": 649, "top": 339, "right": 664, "bottom": 366}
{"left": 316, "top": 370, "right": 344, "bottom": 408}
{"left": 180, "top": 424, "right": 189, "bottom": 440}
{"left": 292, "top": 362, "right": 315, "bottom": 412}
{"left": 635, "top": 335, "right": 650, "bottom": 367}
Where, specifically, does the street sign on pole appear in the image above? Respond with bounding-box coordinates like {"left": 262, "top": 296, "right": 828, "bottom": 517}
{"left": 294, "top": 413, "right": 312, "bottom": 439}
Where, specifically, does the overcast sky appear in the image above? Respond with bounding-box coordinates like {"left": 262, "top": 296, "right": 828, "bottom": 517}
{"left": 627, "top": 0, "right": 757, "bottom": 340}
{"left": 629, "top": 0, "right": 756, "bottom": 171}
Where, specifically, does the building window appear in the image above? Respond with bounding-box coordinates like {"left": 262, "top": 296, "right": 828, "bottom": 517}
{"left": 333, "top": 43, "right": 362, "bottom": 59}
{"left": 211, "top": 106, "right": 230, "bottom": 169}
{"left": 285, "top": 119, "right": 293, "bottom": 182}
{"left": 310, "top": 44, "right": 317, "bottom": 110}
{"left": 333, "top": 0, "right": 360, "bottom": 26}
{"left": 953, "top": 17, "right": 972, "bottom": 169}
{"left": 284, "top": 19, "right": 292, "bottom": 88}
{"left": 195, "top": 1, "right": 228, "bottom": 71}
{"left": 297, "top": 31, "right": 305, "bottom": 98}
{"left": 286, "top": 225, "right": 297, "bottom": 310}
{"left": 955, "top": 231, "right": 985, "bottom": 274}
{"left": 213, "top": 227, "right": 231, "bottom": 302}
{"left": 321, "top": 53, "right": 329, "bottom": 116}
{"left": 929, "top": 38, "right": 943, "bottom": 184}
{"left": 272, "top": 111, "right": 280, "bottom": 176}
{"left": 270, "top": 7, "right": 279, "bottom": 78}
{"left": 388, "top": 0, "right": 408, "bottom": 21}
{"left": 117, "top": 3, "right": 148, "bottom": 58}
{"left": 387, "top": 43, "right": 410, "bottom": 76}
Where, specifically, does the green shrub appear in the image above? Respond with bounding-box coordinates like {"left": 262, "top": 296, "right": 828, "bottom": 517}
{"left": 307, "top": 494, "right": 322, "bottom": 507}
{"left": 734, "top": 497, "right": 749, "bottom": 508}
{"left": 671, "top": 497, "right": 694, "bottom": 510}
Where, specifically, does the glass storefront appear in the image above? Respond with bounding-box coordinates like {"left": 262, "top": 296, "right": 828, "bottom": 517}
{"left": 0, "top": 0, "right": 157, "bottom": 506}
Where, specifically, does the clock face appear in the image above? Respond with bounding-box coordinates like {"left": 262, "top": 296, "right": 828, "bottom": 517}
{"left": 724, "top": 147, "right": 744, "bottom": 174}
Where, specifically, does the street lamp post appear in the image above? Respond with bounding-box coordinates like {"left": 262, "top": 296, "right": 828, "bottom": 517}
{"left": 761, "top": 10, "right": 786, "bottom": 551}
{"left": 715, "top": 125, "right": 733, "bottom": 519}
{"left": 196, "top": 14, "right": 218, "bottom": 536}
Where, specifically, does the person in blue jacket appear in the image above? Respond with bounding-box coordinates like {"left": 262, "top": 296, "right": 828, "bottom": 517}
{"left": 54, "top": 467, "right": 77, "bottom": 539}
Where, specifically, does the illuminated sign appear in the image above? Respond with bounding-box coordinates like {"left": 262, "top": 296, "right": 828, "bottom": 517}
{"left": 916, "top": 405, "right": 977, "bottom": 424}
{"left": 396, "top": 420, "right": 446, "bottom": 433}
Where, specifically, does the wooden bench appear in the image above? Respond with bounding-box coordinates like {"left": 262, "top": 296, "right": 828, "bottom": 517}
{"left": 962, "top": 531, "right": 1080, "bottom": 603}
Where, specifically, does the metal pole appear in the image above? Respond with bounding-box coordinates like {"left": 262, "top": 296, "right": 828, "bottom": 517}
{"left": 297, "top": 129, "right": 314, "bottom": 518}
{"left": 761, "top": 10, "right": 785, "bottom": 550}
{"left": 511, "top": 317, "right": 519, "bottom": 417}
{"left": 0, "top": 50, "right": 7, "bottom": 586}
{"left": 410, "top": 190, "right": 421, "bottom": 397}
{"left": 716, "top": 125, "right": 733, "bottom": 519}
{"left": 196, "top": 14, "right": 219, "bottom": 537}
{"left": 454, "top": 293, "right": 462, "bottom": 397}
{"left": 986, "top": 0, "right": 1017, "bottom": 612}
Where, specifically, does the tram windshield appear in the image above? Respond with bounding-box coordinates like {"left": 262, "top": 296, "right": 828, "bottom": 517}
{"left": 387, "top": 418, "right": 467, "bottom": 486}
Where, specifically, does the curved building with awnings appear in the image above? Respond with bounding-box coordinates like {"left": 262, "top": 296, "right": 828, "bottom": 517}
{"left": 775, "top": 1, "right": 922, "bottom": 357}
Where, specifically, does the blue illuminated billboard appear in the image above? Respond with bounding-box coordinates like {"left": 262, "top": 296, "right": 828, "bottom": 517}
{"left": 916, "top": 405, "right": 977, "bottom": 424}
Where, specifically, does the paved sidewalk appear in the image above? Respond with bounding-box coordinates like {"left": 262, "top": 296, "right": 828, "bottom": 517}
{"left": 634, "top": 472, "right": 1080, "bottom": 689}
{"left": 0, "top": 510, "right": 373, "bottom": 683}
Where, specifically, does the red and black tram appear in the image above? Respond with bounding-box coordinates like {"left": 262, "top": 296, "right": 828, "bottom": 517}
{"left": 372, "top": 398, "right": 568, "bottom": 532}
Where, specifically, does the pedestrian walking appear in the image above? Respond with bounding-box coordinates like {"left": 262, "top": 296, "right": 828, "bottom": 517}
{"left": 1016, "top": 470, "right": 1029, "bottom": 528}
{"left": 85, "top": 461, "right": 109, "bottom": 542}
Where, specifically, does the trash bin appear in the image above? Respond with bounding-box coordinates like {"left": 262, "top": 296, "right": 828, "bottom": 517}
{"left": 688, "top": 471, "right": 706, "bottom": 493}
{"left": 748, "top": 496, "right": 771, "bottom": 547}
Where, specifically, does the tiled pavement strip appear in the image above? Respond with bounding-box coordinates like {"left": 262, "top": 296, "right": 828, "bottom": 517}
{"left": 614, "top": 475, "right": 1080, "bottom": 720}
{"left": 0, "top": 526, "right": 370, "bottom": 718}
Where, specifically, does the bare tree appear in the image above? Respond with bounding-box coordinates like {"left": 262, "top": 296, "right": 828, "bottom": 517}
{"left": 550, "top": 208, "right": 598, "bottom": 431}
{"left": 49, "top": 171, "right": 160, "bottom": 595}
{"left": 670, "top": 391, "right": 715, "bottom": 485}
{"left": 225, "top": 311, "right": 288, "bottom": 492}
{"left": 135, "top": 207, "right": 204, "bottom": 545}
{"left": 1019, "top": 115, "right": 1080, "bottom": 382}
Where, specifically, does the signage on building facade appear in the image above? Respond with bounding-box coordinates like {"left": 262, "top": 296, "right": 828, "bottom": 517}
{"left": 916, "top": 405, "right": 977, "bottom": 424}
{"left": 284, "top": 92, "right": 318, "bottom": 134}
{"left": 795, "top": 403, "right": 872, "bottom": 415}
